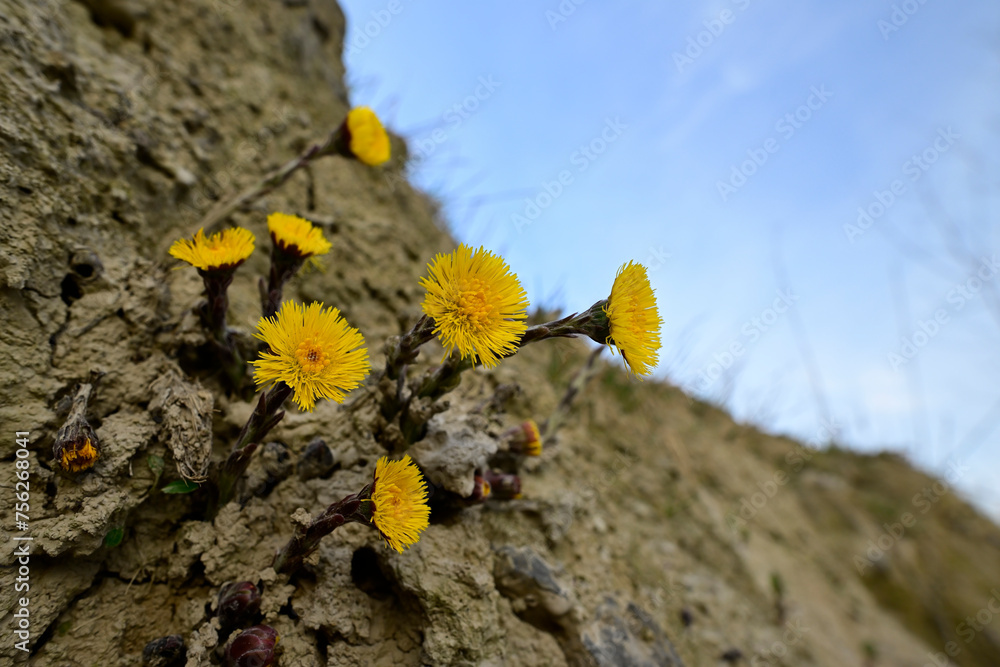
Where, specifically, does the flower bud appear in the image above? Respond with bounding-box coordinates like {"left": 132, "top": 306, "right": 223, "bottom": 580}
{"left": 53, "top": 413, "right": 100, "bottom": 473}
{"left": 502, "top": 420, "right": 543, "bottom": 456}
{"left": 225, "top": 625, "right": 278, "bottom": 667}
{"left": 217, "top": 581, "right": 261, "bottom": 636}
{"left": 484, "top": 470, "right": 521, "bottom": 500}
{"left": 469, "top": 474, "right": 491, "bottom": 503}
{"left": 142, "top": 634, "right": 186, "bottom": 667}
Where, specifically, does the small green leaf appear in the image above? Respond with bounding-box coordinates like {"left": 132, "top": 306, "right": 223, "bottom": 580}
{"left": 162, "top": 479, "right": 200, "bottom": 494}
{"left": 104, "top": 527, "right": 125, "bottom": 548}
{"left": 147, "top": 455, "right": 165, "bottom": 477}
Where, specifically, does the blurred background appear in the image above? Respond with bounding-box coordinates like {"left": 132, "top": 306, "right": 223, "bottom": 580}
{"left": 338, "top": 1, "right": 1000, "bottom": 519}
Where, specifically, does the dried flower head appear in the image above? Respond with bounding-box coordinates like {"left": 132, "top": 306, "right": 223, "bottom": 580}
{"left": 53, "top": 414, "right": 101, "bottom": 473}
{"left": 420, "top": 244, "right": 529, "bottom": 369}
{"left": 169, "top": 227, "right": 255, "bottom": 272}
{"left": 267, "top": 212, "right": 331, "bottom": 259}
{"left": 370, "top": 455, "right": 430, "bottom": 553}
{"left": 604, "top": 261, "right": 661, "bottom": 376}
{"left": 345, "top": 106, "right": 391, "bottom": 166}
{"left": 251, "top": 301, "right": 370, "bottom": 411}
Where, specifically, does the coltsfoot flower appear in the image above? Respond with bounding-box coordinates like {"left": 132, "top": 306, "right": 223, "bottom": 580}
{"left": 267, "top": 212, "right": 331, "bottom": 259}
{"left": 604, "top": 261, "right": 661, "bottom": 376}
{"left": 271, "top": 454, "right": 431, "bottom": 573}
{"left": 169, "top": 227, "right": 255, "bottom": 272}
{"left": 345, "top": 106, "right": 391, "bottom": 166}
{"left": 420, "top": 244, "right": 529, "bottom": 369}
{"left": 370, "top": 455, "right": 430, "bottom": 553}
{"left": 252, "top": 301, "right": 370, "bottom": 411}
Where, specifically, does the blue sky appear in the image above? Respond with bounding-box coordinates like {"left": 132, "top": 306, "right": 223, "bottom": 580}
{"left": 339, "top": 0, "right": 1000, "bottom": 518}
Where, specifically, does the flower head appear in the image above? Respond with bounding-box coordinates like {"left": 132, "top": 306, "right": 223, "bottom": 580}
{"left": 169, "top": 227, "right": 255, "bottom": 272}
{"left": 267, "top": 212, "right": 332, "bottom": 259}
{"left": 53, "top": 413, "right": 101, "bottom": 473}
{"left": 604, "top": 261, "right": 661, "bottom": 376}
{"left": 345, "top": 107, "right": 391, "bottom": 166}
{"left": 420, "top": 245, "right": 529, "bottom": 369}
{"left": 369, "top": 455, "right": 430, "bottom": 553}
{"left": 251, "top": 301, "right": 370, "bottom": 411}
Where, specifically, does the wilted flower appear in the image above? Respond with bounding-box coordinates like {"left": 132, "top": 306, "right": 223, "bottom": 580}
{"left": 53, "top": 413, "right": 100, "bottom": 473}
{"left": 168, "top": 227, "right": 255, "bottom": 272}
{"left": 604, "top": 261, "right": 661, "bottom": 376}
{"left": 420, "top": 244, "right": 529, "bottom": 369}
{"left": 369, "top": 455, "right": 430, "bottom": 553}
{"left": 251, "top": 301, "right": 370, "bottom": 411}
{"left": 344, "top": 106, "right": 391, "bottom": 166}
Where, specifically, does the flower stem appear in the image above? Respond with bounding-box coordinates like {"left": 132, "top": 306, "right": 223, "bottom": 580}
{"left": 199, "top": 268, "right": 246, "bottom": 389}
{"left": 517, "top": 300, "right": 610, "bottom": 349}
{"left": 272, "top": 490, "right": 370, "bottom": 574}
{"left": 200, "top": 126, "right": 348, "bottom": 234}
{"left": 217, "top": 383, "right": 293, "bottom": 507}
{"left": 384, "top": 315, "right": 436, "bottom": 381}
{"left": 260, "top": 245, "right": 306, "bottom": 319}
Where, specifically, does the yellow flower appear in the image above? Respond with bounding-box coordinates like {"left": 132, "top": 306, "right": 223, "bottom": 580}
{"left": 267, "top": 212, "right": 332, "bottom": 258}
{"left": 169, "top": 227, "right": 255, "bottom": 271}
{"left": 420, "top": 245, "right": 529, "bottom": 369}
{"left": 251, "top": 301, "right": 370, "bottom": 411}
{"left": 370, "top": 455, "right": 430, "bottom": 553}
{"left": 604, "top": 261, "right": 662, "bottom": 376}
{"left": 346, "top": 107, "right": 391, "bottom": 166}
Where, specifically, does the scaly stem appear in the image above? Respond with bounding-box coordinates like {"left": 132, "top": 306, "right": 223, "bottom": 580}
{"left": 272, "top": 490, "right": 371, "bottom": 574}
{"left": 200, "top": 125, "right": 349, "bottom": 233}
{"left": 217, "top": 383, "right": 293, "bottom": 507}
{"left": 199, "top": 268, "right": 246, "bottom": 389}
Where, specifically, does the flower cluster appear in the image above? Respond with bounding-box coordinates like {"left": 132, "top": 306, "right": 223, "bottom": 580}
{"left": 161, "top": 102, "right": 662, "bottom": 586}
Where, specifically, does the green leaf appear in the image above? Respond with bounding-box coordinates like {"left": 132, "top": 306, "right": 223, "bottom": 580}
{"left": 162, "top": 479, "right": 200, "bottom": 495}
{"left": 104, "top": 527, "right": 125, "bottom": 548}
{"left": 147, "top": 455, "right": 165, "bottom": 477}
